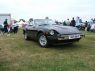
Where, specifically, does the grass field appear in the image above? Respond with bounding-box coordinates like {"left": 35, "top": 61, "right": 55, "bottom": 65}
{"left": 0, "top": 30, "right": 95, "bottom": 71}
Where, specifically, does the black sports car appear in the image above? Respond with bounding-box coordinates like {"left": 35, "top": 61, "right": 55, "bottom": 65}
{"left": 23, "top": 19, "right": 84, "bottom": 47}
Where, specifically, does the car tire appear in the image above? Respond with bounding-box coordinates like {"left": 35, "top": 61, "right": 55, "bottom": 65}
{"left": 38, "top": 33, "right": 48, "bottom": 48}
{"left": 24, "top": 33, "right": 30, "bottom": 40}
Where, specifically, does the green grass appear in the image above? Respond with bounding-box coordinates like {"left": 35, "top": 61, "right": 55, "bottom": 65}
{"left": 0, "top": 30, "right": 95, "bottom": 71}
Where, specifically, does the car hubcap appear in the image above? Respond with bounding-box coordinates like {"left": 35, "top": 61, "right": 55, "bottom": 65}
{"left": 39, "top": 35, "right": 47, "bottom": 46}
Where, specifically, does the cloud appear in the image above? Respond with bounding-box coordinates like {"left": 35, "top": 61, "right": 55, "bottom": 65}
{"left": 0, "top": 0, "right": 95, "bottom": 21}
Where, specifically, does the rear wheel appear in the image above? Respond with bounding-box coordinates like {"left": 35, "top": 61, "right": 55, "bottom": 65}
{"left": 38, "top": 33, "right": 48, "bottom": 48}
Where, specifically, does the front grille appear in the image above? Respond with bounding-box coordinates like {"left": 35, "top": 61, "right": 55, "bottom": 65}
{"left": 54, "top": 38, "right": 80, "bottom": 44}
{"left": 60, "top": 34, "right": 80, "bottom": 37}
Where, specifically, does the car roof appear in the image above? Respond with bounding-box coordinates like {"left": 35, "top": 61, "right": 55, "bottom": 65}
{"left": 34, "top": 19, "right": 52, "bottom": 21}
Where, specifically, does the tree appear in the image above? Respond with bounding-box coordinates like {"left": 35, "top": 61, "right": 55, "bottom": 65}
{"left": 19, "top": 19, "right": 26, "bottom": 22}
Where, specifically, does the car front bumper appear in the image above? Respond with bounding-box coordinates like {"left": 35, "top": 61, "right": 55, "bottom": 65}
{"left": 47, "top": 34, "right": 84, "bottom": 44}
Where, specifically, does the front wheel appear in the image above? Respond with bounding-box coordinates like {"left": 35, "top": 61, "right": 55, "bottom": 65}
{"left": 38, "top": 33, "right": 48, "bottom": 48}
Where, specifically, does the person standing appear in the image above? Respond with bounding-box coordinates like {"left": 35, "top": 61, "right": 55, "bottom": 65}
{"left": 70, "top": 17, "right": 76, "bottom": 27}
{"left": 76, "top": 17, "right": 81, "bottom": 29}
{"left": 66, "top": 19, "right": 70, "bottom": 26}
{"left": 3, "top": 19, "right": 8, "bottom": 33}
{"left": 63, "top": 21, "right": 66, "bottom": 26}
{"left": 12, "top": 22, "right": 19, "bottom": 34}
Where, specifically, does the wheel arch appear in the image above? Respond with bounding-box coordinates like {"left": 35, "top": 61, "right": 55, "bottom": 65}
{"left": 37, "top": 31, "right": 44, "bottom": 37}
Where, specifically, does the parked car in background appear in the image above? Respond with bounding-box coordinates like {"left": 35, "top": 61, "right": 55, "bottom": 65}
{"left": 0, "top": 24, "right": 4, "bottom": 34}
{"left": 23, "top": 19, "right": 84, "bottom": 47}
{"left": 90, "top": 23, "right": 95, "bottom": 32}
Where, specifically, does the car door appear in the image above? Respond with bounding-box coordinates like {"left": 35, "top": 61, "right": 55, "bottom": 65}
{"left": 27, "top": 21, "right": 38, "bottom": 39}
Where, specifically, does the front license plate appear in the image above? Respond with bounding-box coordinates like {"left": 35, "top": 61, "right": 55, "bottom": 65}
{"left": 69, "top": 34, "right": 80, "bottom": 39}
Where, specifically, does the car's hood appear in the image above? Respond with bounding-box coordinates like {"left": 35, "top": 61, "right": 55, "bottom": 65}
{"left": 45, "top": 25, "right": 81, "bottom": 34}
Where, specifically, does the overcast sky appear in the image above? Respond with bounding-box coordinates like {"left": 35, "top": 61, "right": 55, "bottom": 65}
{"left": 0, "top": 0, "right": 95, "bottom": 21}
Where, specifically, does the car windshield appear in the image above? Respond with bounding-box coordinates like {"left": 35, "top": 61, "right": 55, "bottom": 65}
{"left": 34, "top": 19, "right": 56, "bottom": 26}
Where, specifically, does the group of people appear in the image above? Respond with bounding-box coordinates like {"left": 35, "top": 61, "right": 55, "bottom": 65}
{"left": 61, "top": 17, "right": 95, "bottom": 32}
{"left": 0, "top": 17, "right": 95, "bottom": 35}
{"left": 0, "top": 19, "right": 19, "bottom": 35}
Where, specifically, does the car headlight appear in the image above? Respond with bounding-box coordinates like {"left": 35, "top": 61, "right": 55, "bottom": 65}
{"left": 50, "top": 30, "right": 54, "bottom": 35}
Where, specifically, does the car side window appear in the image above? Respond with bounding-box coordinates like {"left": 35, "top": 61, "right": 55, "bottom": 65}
{"left": 29, "top": 21, "right": 34, "bottom": 26}
{"left": 34, "top": 21, "right": 39, "bottom": 27}
{"left": 29, "top": 21, "right": 37, "bottom": 27}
